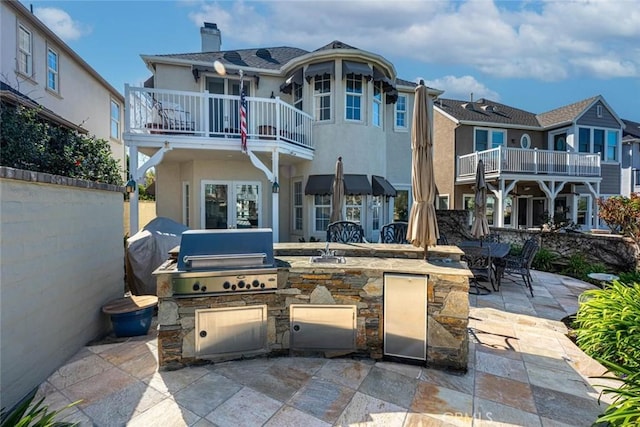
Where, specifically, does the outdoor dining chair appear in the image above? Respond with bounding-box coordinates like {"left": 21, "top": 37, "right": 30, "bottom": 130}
{"left": 501, "top": 237, "right": 539, "bottom": 297}
{"left": 380, "top": 222, "right": 409, "bottom": 244}
{"left": 461, "top": 246, "right": 496, "bottom": 295}
{"left": 326, "top": 221, "right": 367, "bottom": 243}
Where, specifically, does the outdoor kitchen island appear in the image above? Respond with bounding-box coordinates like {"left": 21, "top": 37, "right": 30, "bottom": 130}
{"left": 155, "top": 237, "right": 472, "bottom": 372}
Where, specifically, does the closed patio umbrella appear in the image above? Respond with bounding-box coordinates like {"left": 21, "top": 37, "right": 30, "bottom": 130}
{"left": 330, "top": 156, "right": 344, "bottom": 223}
{"left": 407, "top": 81, "right": 439, "bottom": 257}
{"left": 470, "top": 159, "right": 490, "bottom": 240}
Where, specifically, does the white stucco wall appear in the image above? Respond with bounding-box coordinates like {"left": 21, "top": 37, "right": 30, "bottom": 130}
{"left": 0, "top": 175, "right": 124, "bottom": 411}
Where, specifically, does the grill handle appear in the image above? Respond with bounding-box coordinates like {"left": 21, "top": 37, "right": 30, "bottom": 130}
{"left": 183, "top": 253, "right": 267, "bottom": 269}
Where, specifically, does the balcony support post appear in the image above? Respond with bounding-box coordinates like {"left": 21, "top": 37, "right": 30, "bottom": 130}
{"left": 271, "top": 147, "right": 279, "bottom": 243}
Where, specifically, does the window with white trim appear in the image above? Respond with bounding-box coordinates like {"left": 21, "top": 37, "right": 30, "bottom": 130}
{"left": 503, "top": 196, "right": 513, "bottom": 227}
{"left": 606, "top": 130, "right": 618, "bottom": 161}
{"left": 395, "top": 95, "right": 407, "bottom": 129}
{"left": 293, "top": 83, "right": 303, "bottom": 111}
{"left": 314, "top": 194, "right": 331, "bottom": 232}
{"left": 345, "top": 75, "right": 362, "bottom": 121}
{"left": 110, "top": 100, "right": 120, "bottom": 139}
{"left": 463, "top": 193, "right": 495, "bottom": 226}
{"left": 520, "top": 134, "right": 531, "bottom": 149}
{"left": 437, "top": 195, "right": 449, "bottom": 210}
{"left": 596, "top": 105, "right": 603, "bottom": 118}
{"left": 18, "top": 25, "right": 32, "bottom": 76}
{"left": 182, "top": 181, "right": 190, "bottom": 227}
{"left": 578, "top": 126, "right": 618, "bottom": 161}
{"left": 371, "top": 195, "right": 381, "bottom": 231}
{"left": 314, "top": 75, "right": 331, "bottom": 121}
{"left": 372, "top": 81, "right": 382, "bottom": 127}
{"left": 293, "top": 180, "right": 303, "bottom": 231}
{"left": 577, "top": 195, "right": 590, "bottom": 226}
{"left": 345, "top": 195, "right": 363, "bottom": 223}
{"left": 47, "top": 48, "right": 59, "bottom": 92}
{"left": 474, "top": 128, "right": 505, "bottom": 151}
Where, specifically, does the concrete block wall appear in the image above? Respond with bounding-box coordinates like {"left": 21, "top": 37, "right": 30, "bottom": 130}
{"left": 0, "top": 168, "right": 125, "bottom": 410}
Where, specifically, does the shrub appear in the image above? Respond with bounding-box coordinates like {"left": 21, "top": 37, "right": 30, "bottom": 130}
{"left": 532, "top": 247, "right": 559, "bottom": 272}
{"left": 560, "top": 253, "right": 607, "bottom": 282}
{"left": 1, "top": 392, "right": 80, "bottom": 427}
{"left": 0, "top": 102, "right": 122, "bottom": 186}
{"left": 593, "top": 359, "right": 640, "bottom": 426}
{"left": 597, "top": 194, "right": 640, "bottom": 244}
{"left": 575, "top": 281, "right": 640, "bottom": 371}
{"left": 619, "top": 270, "right": 640, "bottom": 287}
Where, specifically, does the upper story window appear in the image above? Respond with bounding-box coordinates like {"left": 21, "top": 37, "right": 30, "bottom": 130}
{"left": 395, "top": 95, "right": 407, "bottom": 130}
{"left": 293, "top": 83, "right": 303, "bottom": 111}
{"left": 18, "top": 25, "right": 32, "bottom": 76}
{"left": 372, "top": 81, "right": 382, "bottom": 127}
{"left": 474, "top": 128, "right": 505, "bottom": 151}
{"left": 579, "top": 126, "right": 618, "bottom": 161}
{"left": 596, "top": 104, "right": 603, "bottom": 118}
{"left": 520, "top": 134, "right": 531, "bottom": 149}
{"left": 110, "top": 99, "right": 120, "bottom": 139}
{"left": 314, "top": 75, "right": 331, "bottom": 121}
{"left": 345, "top": 75, "right": 362, "bottom": 121}
{"left": 47, "top": 48, "right": 59, "bottom": 92}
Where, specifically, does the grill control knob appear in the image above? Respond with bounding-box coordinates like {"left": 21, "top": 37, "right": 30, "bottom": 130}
{"left": 252, "top": 280, "right": 260, "bottom": 288}
{"left": 201, "top": 286, "right": 207, "bottom": 292}
{"left": 238, "top": 280, "right": 246, "bottom": 289}
{"left": 231, "top": 285, "right": 237, "bottom": 290}
{"left": 223, "top": 281, "right": 231, "bottom": 289}
{"left": 260, "top": 283, "right": 265, "bottom": 288}
{"left": 192, "top": 282, "right": 200, "bottom": 291}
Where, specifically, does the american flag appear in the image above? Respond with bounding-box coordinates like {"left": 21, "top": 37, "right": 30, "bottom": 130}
{"left": 240, "top": 88, "right": 247, "bottom": 152}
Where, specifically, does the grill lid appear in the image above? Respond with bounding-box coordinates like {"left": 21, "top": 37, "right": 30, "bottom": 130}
{"left": 177, "top": 228, "right": 274, "bottom": 271}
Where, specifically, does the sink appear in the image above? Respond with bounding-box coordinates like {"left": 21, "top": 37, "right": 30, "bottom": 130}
{"left": 309, "top": 255, "right": 346, "bottom": 264}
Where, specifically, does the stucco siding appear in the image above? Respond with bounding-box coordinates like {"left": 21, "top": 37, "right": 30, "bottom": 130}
{"left": 433, "top": 110, "right": 457, "bottom": 206}
{"left": 0, "top": 177, "right": 123, "bottom": 411}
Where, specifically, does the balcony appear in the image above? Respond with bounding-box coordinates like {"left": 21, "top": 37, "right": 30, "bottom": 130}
{"left": 457, "top": 146, "right": 601, "bottom": 181}
{"left": 125, "top": 86, "right": 313, "bottom": 150}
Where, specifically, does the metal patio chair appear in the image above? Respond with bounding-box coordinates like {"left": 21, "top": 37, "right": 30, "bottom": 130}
{"left": 326, "top": 221, "right": 367, "bottom": 243}
{"left": 380, "top": 222, "right": 409, "bottom": 244}
{"left": 501, "top": 238, "right": 539, "bottom": 297}
{"left": 461, "top": 246, "right": 496, "bottom": 295}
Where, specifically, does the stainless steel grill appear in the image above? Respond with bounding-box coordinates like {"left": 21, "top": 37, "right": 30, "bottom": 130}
{"left": 166, "top": 228, "right": 278, "bottom": 297}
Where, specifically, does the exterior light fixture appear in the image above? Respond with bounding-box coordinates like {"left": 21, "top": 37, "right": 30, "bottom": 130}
{"left": 272, "top": 180, "right": 280, "bottom": 194}
{"left": 125, "top": 178, "right": 136, "bottom": 193}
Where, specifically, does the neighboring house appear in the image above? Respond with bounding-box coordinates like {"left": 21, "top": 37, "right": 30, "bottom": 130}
{"left": 0, "top": 0, "right": 125, "bottom": 177}
{"left": 125, "top": 22, "right": 442, "bottom": 242}
{"left": 433, "top": 95, "right": 626, "bottom": 230}
{"left": 621, "top": 119, "right": 640, "bottom": 196}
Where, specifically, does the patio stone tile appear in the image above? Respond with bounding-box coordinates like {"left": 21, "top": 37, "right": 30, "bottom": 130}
{"left": 473, "top": 398, "right": 541, "bottom": 426}
{"left": 336, "top": 391, "right": 407, "bottom": 426}
{"left": 470, "top": 327, "right": 521, "bottom": 353}
{"left": 419, "top": 366, "right": 475, "bottom": 395}
{"left": 173, "top": 372, "right": 242, "bottom": 417}
{"left": 98, "top": 340, "right": 152, "bottom": 366}
{"left": 118, "top": 347, "right": 159, "bottom": 379}
{"left": 315, "top": 358, "right": 373, "bottom": 389}
{"left": 80, "top": 380, "right": 166, "bottom": 426}
{"left": 59, "top": 408, "right": 93, "bottom": 426}
{"left": 60, "top": 366, "right": 137, "bottom": 408}
{"left": 264, "top": 405, "right": 331, "bottom": 427}
{"left": 205, "top": 386, "right": 282, "bottom": 426}
{"left": 504, "top": 302, "right": 538, "bottom": 316}
{"left": 359, "top": 366, "right": 418, "bottom": 409}
{"left": 144, "top": 365, "right": 210, "bottom": 394}
{"left": 192, "top": 418, "right": 216, "bottom": 427}
{"left": 243, "top": 362, "right": 312, "bottom": 402}
{"left": 521, "top": 353, "right": 576, "bottom": 374}
{"left": 474, "top": 298, "right": 506, "bottom": 311}
{"left": 410, "top": 382, "right": 473, "bottom": 426}
{"left": 531, "top": 384, "right": 603, "bottom": 426}
{"left": 210, "top": 356, "right": 275, "bottom": 384}
{"left": 540, "top": 417, "right": 578, "bottom": 427}
{"left": 48, "top": 353, "right": 113, "bottom": 390}
{"left": 36, "top": 390, "right": 83, "bottom": 421}
{"left": 127, "top": 397, "right": 201, "bottom": 427}
{"left": 404, "top": 412, "right": 470, "bottom": 426}
{"left": 474, "top": 343, "right": 522, "bottom": 361}
{"left": 376, "top": 361, "right": 422, "bottom": 379}
{"left": 526, "top": 364, "right": 594, "bottom": 399}
{"left": 475, "top": 351, "right": 528, "bottom": 383}
{"left": 273, "top": 356, "right": 327, "bottom": 374}
{"left": 474, "top": 371, "right": 536, "bottom": 413}
{"left": 87, "top": 340, "right": 128, "bottom": 354}
{"left": 289, "top": 377, "right": 355, "bottom": 423}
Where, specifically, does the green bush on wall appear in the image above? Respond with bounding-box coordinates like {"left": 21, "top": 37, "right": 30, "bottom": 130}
{"left": 0, "top": 102, "right": 122, "bottom": 186}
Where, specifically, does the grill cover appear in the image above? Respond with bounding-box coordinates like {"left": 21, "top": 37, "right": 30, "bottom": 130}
{"left": 177, "top": 228, "right": 274, "bottom": 271}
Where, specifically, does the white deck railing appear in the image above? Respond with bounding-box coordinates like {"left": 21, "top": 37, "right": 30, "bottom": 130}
{"left": 125, "top": 86, "right": 314, "bottom": 149}
{"left": 457, "top": 146, "right": 600, "bottom": 178}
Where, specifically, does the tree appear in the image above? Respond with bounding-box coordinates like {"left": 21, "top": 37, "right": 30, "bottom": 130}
{"left": 597, "top": 194, "right": 640, "bottom": 244}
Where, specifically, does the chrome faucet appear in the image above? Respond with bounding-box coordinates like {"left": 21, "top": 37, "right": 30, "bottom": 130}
{"left": 319, "top": 241, "right": 335, "bottom": 257}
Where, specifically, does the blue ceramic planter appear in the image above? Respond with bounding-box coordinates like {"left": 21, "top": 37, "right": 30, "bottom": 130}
{"left": 110, "top": 306, "right": 154, "bottom": 337}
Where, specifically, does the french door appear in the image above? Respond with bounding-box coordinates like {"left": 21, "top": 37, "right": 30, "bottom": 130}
{"left": 201, "top": 180, "right": 261, "bottom": 229}
{"left": 206, "top": 78, "right": 246, "bottom": 136}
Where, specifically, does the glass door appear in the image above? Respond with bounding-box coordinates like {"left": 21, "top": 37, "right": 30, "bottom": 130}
{"left": 206, "top": 78, "right": 248, "bottom": 136}
{"left": 202, "top": 181, "right": 261, "bottom": 229}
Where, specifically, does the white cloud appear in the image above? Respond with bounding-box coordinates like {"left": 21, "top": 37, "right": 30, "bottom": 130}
{"left": 423, "top": 75, "right": 500, "bottom": 101}
{"left": 184, "top": 0, "right": 640, "bottom": 81}
{"left": 34, "top": 7, "right": 90, "bottom": 41}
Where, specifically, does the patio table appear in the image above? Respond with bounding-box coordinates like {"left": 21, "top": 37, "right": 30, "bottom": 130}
{"left": 458, "top": 240, "right": 511, "bottom": 292}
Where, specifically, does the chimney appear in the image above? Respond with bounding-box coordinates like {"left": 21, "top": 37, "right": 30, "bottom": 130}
{"left": 201, "top": 22, "right": 222, "bottom": 52}
{"left": 470, "top": 92, "right": 474, "bottom": 102}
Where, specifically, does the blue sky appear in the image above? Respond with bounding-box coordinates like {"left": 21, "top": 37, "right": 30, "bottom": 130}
{"left": 25, "top": 0, "right": 639, "bottom": 119}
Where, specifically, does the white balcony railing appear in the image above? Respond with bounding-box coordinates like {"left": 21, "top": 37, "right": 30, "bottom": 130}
{"left": 457, "top": 146, "right": 601, "bottom": 179}
{"left": 125, "top": 86, "right": 313, "bottom": 149}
